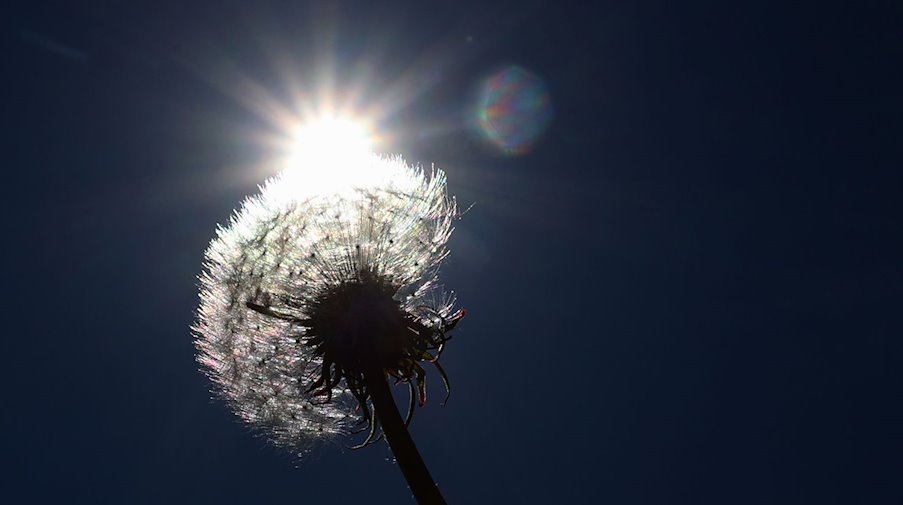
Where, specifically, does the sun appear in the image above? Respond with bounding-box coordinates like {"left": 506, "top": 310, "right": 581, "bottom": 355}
{"left": 276, "top": 115, "right": 387, "bottom": 200}
{"left": 289, "top": 116, "right": 374, "bottom": 168}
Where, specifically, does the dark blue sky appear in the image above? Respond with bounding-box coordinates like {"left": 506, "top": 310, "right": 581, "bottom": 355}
{"left": 4, "top": 1, "right": 902, "bottom": 503}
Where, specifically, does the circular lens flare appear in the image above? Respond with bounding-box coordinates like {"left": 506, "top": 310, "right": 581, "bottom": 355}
{"left": 473, "top": 65, "right": 552, "bottom": 155}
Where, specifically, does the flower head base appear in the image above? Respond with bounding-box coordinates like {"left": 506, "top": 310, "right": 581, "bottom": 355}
{"left": 194, "top": 154, "right": 463, "bottom": 453}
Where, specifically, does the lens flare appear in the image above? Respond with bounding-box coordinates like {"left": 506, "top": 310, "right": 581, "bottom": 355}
{"left": 474, "top": 65, "right": 553, "bottom": 155}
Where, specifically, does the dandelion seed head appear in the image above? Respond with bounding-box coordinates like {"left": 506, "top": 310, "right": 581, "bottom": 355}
{"left": 194, "top": 152, "right": 459, "bottom": 451}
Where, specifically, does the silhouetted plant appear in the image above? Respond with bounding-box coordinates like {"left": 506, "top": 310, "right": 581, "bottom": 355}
{"left": 194, "top": 153, "right": 464, "bottom": 504}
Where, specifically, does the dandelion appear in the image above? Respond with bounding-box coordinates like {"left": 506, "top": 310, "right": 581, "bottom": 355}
{"left": 193, "top": 149, "right": 464, "bottom": 504}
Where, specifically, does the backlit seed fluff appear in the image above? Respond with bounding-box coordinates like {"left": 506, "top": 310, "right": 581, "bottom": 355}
{"left": 193, "top": 153, "right": 460, "bottom": 453}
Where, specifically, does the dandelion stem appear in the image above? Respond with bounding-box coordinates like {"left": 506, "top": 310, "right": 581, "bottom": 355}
{"left": 363, "top": 366, "right": 447, "bottom": 505}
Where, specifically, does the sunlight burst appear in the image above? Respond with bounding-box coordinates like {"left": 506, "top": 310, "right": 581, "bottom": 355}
{"left": 290, "top": 116, "right": 373, "bottom": 167}
{"left": 278, "top": 116, "right": 382, "bottom": 199}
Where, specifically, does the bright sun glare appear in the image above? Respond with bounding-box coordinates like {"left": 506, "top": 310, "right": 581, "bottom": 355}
{"left": 291, "top": 116, "right": 373, "bottom": 167}
{"left": 279, "top": 115, "right": 384, "bottom": 199}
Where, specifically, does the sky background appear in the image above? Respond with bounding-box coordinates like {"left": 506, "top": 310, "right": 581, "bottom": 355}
{"left": 4, "top": 1, "right": 902, "bottom": 503}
